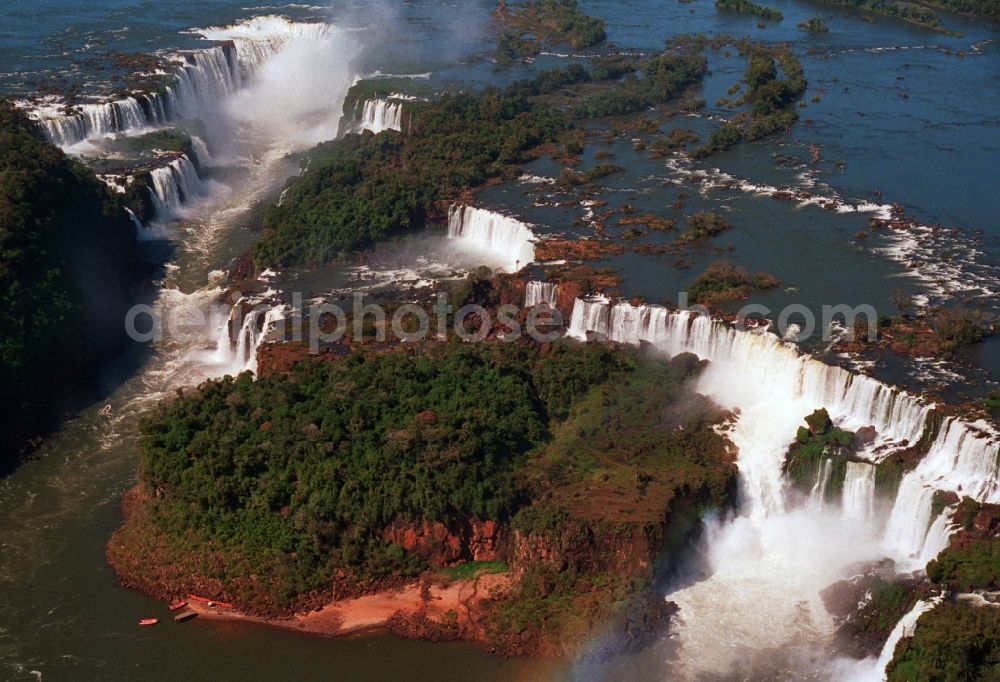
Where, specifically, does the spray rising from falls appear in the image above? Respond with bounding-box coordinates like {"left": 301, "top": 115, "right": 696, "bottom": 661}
{"left": 359, "top": 99, "right": 404, "bottom": 133}
{"left": 447, "top": 205, "right": 536, "bottom": 273}
{"left": 566, "top": 297, "right": 1000, "bottom": 676}
{"left": 32, "top": 16, "right": 333, "bottom": 147}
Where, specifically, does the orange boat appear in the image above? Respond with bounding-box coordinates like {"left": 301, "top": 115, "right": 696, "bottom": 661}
{"left": 138, "top": 618, "right": 159, "bottom": 626}
{"left": 168, "top": 600, "right": 188, "bottom": 611}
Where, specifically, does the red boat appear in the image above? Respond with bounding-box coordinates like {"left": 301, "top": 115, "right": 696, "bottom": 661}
{"left": 138, "top": 618, "right": 159, "bottom": 626}
{"left": 168, "top": 600, "right": 188, "bottom": 611}
{"left": 188, "top": 595, "right": 234, "bottom": 609}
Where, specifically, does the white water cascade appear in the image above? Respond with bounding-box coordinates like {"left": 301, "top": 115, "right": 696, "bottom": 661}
{"left": 565, "top": 297, "right": 1000, "bottom": 676}
{"left": 124, "top": 207, "right": 144, "bottom": 232}
{"left": 148, "top": 155, "right": 207, "bottom": 220}
{"left": 842, "top": 461, "right": 877, "bottom": 524}
{"left": 447, "top": 205, "right": 536, "bottom": 273}
{"left": 359, "top": 99, "right": 404, "bottom": 133}
{"left": 213, "top": 300, "right": 287, "bottom": 375}
{"left": 37, "top": 45, "right": 240, "bottom": 147}
{"left": 33, "top": 16, "right": 332, "bottom": 147}
{"left": 524, "top": 281, "right": 559, "bottom": 308}
{"left": 873, "top": 598, "right": 939, "bottom": 679}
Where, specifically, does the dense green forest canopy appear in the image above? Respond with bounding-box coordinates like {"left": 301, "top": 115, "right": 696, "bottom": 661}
{"left": 0, "top": 99, "right": 138, "bottom": 467}
{"left": 134, "top": 343, "right": 636, "bottom": 605}
{"left": 887, "top": 601, "right": 1000, "bottom": 681}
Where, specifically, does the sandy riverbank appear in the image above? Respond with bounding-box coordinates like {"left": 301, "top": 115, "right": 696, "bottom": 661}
{"left": 182, "top": 573, "right": 512, "bottom": 639}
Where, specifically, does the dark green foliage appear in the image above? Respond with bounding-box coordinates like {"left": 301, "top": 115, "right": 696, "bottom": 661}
{"left": 256, "top": 50, "right": 707, "bottom": 268}
{"left": 121, "top": 128, "right": 194, "bottom": 157}
{"left": 984, "top": 390, "right": 1000, "bottom": 416}
{"left": 716, "top": 0, "right": 784, "bottom": 20}
{"left": 815, "top": 0, "right": 960, "bottom": 33}
{"left": 867, "top": 577, "right": 922, "bottom": 634}
{"left": 927, "top": 538, "right": 1000, "bottom": 591}
{"left": 491, "top": 354, "right": 735, "bottom": 655}
{"left": 799, "top": 16, "right": 830, "bottom": 32}
{"left": 341, "top": 79, "right": 433, "bottom": 118}
{"left": 887, "top": 601, "right": 1000, "bottom": 681}
{"left": 137, "top": 342, "right": 634, "bottom": 605}
{"left": 678, "top": 211, "right": 732, "bottom": 243}
{"left": 686, "top": 260, "right": 752, "bottom": 304}
{"left": 784, "top": 408, "right": 857, "bottom": 501}
{"left": 573, "top": 55, "right": 708, "bottom": 118}
{"left": 805, "top": 407, "right": 833, "bottom": 435}
{"left": 652, "top": 128, "right": 699, "bottom": 153}
{"left": 555, "top": 163, "right": 624, "bottom": 189}
{"left": 928, "top": 306, "right": 987, "bottom": 353}
{"left": 122, "top": 170, "right": 156, "bottom": 223}
{"left": 922, "top": 0, "right": 1000, "bottom": 18}
{"left": 590, "top": 55, "right": 640, "bottom": 82}
{"left": 693, "top": 46, "right": 806, "bottom": 157}
{"left": 497, "top": 0, "right": 607, "bottom": 63}
{"left": 254, "top": 81, "right": 570, "bottom": 267}
{"left": 927, "top": 498, "right": 1000, "bottom": 591}
{"left": 496, "top": 31, "right": 541, "bottom": 64}
{"left": 0, "top": 99, "right": 138, "bottom": 466}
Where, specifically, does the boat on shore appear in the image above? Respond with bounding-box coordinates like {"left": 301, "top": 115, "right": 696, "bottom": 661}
{"left": 174, "top": 610, "right": 198, "bottom": 623}
{"left": 188, "top": 594, "right": 233, "bottom": 609}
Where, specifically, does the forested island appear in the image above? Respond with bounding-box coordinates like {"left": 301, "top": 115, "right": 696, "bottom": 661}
{"left": 109, "top": 329, "right": 737, "bottom": 655}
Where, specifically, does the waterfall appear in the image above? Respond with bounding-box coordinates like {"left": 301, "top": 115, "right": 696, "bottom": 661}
{"left": 33, "top": 16, "right": 331, "bottom": 147}
{"left": 884, "top": 417, "right": 999, "bottom": 566}
{"left": 920, "top": 507, "right": 956, "bottom": 565}
{"left": 39, "top": 98, "right": 150, "bottom": 147}
{"left": 213, "top": 299, "right": 286, "bottom": 374}
{"left": 882, "top": 478, "right": 936, "bottom": 564}
{"left": 842, "top": 461, "right": 877, "bottom": 524}
{"left": 447, "top": 204, "right": 536, "bottom": 272}
{"left": 525, "top": 281, "right": 559, "bottom": 308}
{"left": 36, "top": 45, "right": 240, "bottom": 147}
{"left": 565, "top": 297, "right": 1000, "bottom": 675}
{"left": 148, "top": 155, "right": 206, "bottom": 220}
{"left": 359, "top": 99, "right": 404, "bottom": 133}
{"left": 124, "top": 207, "right": 144, "bottom": 232}
{"left": 811, "top": 458, "right": 834, "bottom": 505}
{"left": 198, "top": 16, "right": 333, "bottom": 76}
{"left": 567, "top": 299, "right": 941, "bottom": 444}
{"left": 566, "top": 297, "right": 998, "bottom": 512}
{"left": 872, "top": 598, "right": 939, "bottom": 680}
